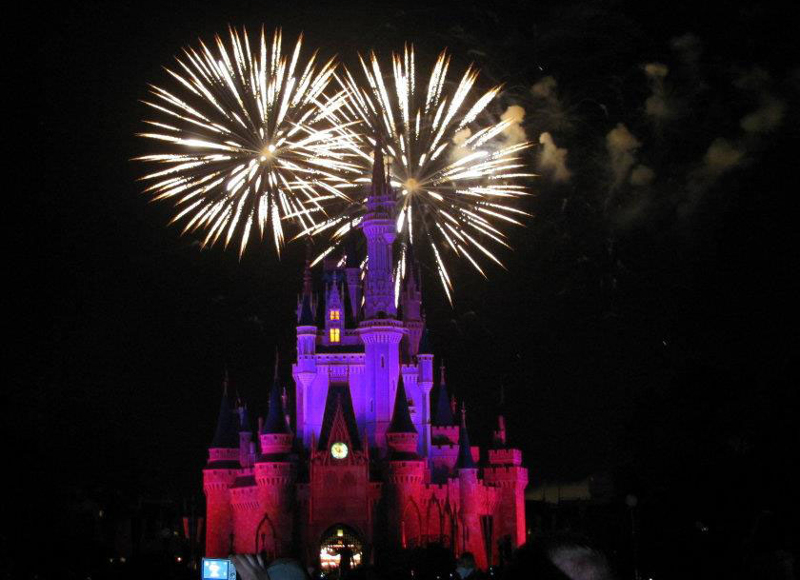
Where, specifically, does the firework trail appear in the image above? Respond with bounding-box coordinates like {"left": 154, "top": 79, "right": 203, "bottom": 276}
{"left": 135, "top": 27, "right": 359, "bottom": 255}
{"left": 305, "top": 46, "right": 534, "bottom": 302}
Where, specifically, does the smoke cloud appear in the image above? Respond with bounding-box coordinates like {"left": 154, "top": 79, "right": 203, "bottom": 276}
{"left": 702, "top": 138, "right": 744, "bottom": 177}
{"left": 501, "top": 105, "right": 527, "bottom": 144}
{"left": 530, "top": 76, "right": 574, "bottom": 134}
{"left": 531, "top": 76, "right": 558, "bottom": 100}
{"left": 606, "top": 124, "right": 641, "bottom": 188}
{"left": 537, "top": 132, "right": 571, "bottom": 183}
{"left": 452, "top": 127, "right": 472, "bottom": 146}
{"left": 643, "top": 62, "right": 673, "bottom": 121}
{"left": 449, "top": 127, "right": 473, "bottom": 162}
{"left": 740, "top": 97, "right": 786, "bottom": 134}
{"left": 629, "top": 165, "right": 655, "bottom": 186}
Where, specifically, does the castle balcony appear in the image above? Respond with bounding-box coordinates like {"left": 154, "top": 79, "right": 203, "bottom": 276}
{"left": 356, "top": 319, "right": 404, "bottom": 344}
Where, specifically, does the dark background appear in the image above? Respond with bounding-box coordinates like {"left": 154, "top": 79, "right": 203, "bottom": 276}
{"left": 22, "top": 0, "right": 797, "bottom": 577}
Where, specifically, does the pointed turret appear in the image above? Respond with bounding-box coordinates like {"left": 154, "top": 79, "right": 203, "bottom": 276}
{"left": 455, "top": 404, "right": 476, "bottom": 469}
{"left": 372, "top": 136, "right": 387, "bottom": 191}
{"left": 432, "top": 363, "right": 455, "bottom": 427}
{"left": 297, "top": 257, "right": 316, "bottom": 326}
{"left": 344, "top": 234, "right": 362, "bottom": 321}
{"left": 237, "top": 405, "right": 251, "bottom": 433}
{"left": 386, "top": 373, "right": 419, "bottom": 455}
{"left": 493, "top": 415, "right": 507, "bottom": 447}
{"left": 387, "top": 373, "right": 416, "bottom": 434}
{"left": 401, "top": 242, "right": 425, "bottom": 356}
{"left": 263, "top": 355, "right": 289, "bottom": 434}
{"left": 493, "top": 384, "right": 508, "bottom": 447}
{"left": 324, "top": 274, "right": 345, "bottom": 344}
{"left": 418, "top": 328, "right": 432, "bottom": 354}
{"left": 210, "top": 370, "right": 239, "bottom": 448}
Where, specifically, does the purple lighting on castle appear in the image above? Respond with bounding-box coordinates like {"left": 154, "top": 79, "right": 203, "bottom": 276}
{"left": 203, "top": 144, "right": 528, "bottom": 570}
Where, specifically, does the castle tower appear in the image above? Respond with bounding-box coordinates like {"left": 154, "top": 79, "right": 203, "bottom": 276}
{"left": 484, "top": 414, "right": 529, "bottom": 549}
{"left": 237, "top": 404, "right": 253, "bottom": 468}
{"left": 400, "top": 243, "right": 424, "bottom": 357}
{"left": 295, "top": 259, "right": 318, "bottom": 446}
{"left": 455, "top": 405, "right": 484, "bottom": 565}
{"left": 203, "top": 373, "right": 240, "bottom": 557}
{"left": 254, "top": 363, "right": 296, "bottom": 556}
{"left": 429, "top": 364, "right": 459, "bottom": 481}
{"left": 344, "top": 235, "right": 362, "bottom": 320}
{"left": 416, "top": 330, "right": 435, "bottom": 457}
{"left": 361, "top": 138, "right": 396, "bottom": 320}
{"left": 358, "top": 139, "right": 405, "bottom": 451}
{"left": 324, "top": 275, "right": 345, "bottom": 345}
{"left": 385, "top": 373, "right": 425, "bottom": 548}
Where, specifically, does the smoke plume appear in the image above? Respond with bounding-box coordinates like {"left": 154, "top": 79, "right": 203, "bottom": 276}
{"left": 629, "top": 165, "right": 655, "bottom": 187}
{"left": 537, "top": 132, "right": 571, "bottom": 183}
{"left": 740, "top": 97, "right": 786, "bottom": 134}
{"left": 606, "top": 124, "right": 641, "bottom": 188}
{"left": 643, "top": 62, "right": 673, "bottom": 121}
{"left": 501, "top": 105, "right": 527, "bottom": 144}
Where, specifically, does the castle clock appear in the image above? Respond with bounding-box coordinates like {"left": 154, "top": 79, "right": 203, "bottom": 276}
{"left": 331, "top": 441, "right": 349, "bottom": 459}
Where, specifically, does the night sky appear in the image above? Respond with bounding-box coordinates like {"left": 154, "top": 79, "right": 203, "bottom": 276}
{"left": 24, "top": 0, "right": 797, "bottom": 569}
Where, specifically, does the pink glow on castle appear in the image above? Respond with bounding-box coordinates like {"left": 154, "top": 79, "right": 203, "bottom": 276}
{"left": 203, "top": 144, "right": 528, "bottom": 570}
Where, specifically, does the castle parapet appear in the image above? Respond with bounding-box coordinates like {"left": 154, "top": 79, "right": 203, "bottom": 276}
{"left": 488, "top": 448, "right": 523, "bottom": 466}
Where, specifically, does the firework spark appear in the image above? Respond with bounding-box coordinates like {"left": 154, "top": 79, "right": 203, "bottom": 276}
{"left": 135, "top": 27, "right": 359, "bottom": 255}
{"left": 305, "top": 46, "right": 534, "bottom": 302}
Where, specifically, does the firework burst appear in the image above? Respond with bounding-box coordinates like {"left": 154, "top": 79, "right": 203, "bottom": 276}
{"left": 305, "top": 46, "right": 534, "bottom": 302}
{"left": 135, "top": 27, "right": 359, "bottom": 255}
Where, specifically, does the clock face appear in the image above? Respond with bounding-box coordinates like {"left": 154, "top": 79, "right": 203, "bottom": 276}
{"left": 331, "top": 441, "right": 349, "bottom": 460}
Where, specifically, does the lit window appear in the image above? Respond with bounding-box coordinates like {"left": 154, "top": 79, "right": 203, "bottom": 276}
{"left": 329, "top": 328, "right": 340, "bottom": 343}
{"left": 330, "top": 309, "right": 340, "bottom": 321}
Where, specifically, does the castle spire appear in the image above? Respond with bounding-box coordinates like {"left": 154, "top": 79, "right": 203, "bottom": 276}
{"left": 262, "top": 352, "right": 289, "bottom": 434}
{"left": 372, "top": 136, "right": 386, "bottom": 191}
{"left": 455, "top": 403, "right": 476, "bottom": 469}
{"left": 297, "top": 242, "right": 316, "bottom": 325}
{"left": 210, "top": 370, "right": 238, "bottom": 448}
{"left": 303, "top": 243, "right": 313, "bottom": 295}
{"left": 387, "top": 372, "right": 416, "bottom": 434}
{"left": 432, "top": 362, "right": 455, "bottom": 426}
{"left": 401, "top": 242, "right": 425, "bottom": 355}
{"left": 361, "top": 135, "right": 398, "bottom": 319}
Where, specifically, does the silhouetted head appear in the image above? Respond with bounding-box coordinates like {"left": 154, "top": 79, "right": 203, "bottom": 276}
{"left": 457, "top": 552, "right": 477, "bottom": 570}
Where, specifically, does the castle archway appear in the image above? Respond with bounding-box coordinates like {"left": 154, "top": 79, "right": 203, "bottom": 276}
{"left": 255, "top": 514, "right": 277, "bottom": 558}
{"left": 427, "top": 499, "right": 444, "bottom": 543}
{"left": 319, "top": 524, "right": 363, "bottom": 573}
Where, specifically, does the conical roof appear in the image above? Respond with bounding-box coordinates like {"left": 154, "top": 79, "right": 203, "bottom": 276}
{"left": 387, "top": 373, "right": 417, "bottom": 434}
{"left": 455, "top": 404, "right": 476, "bottom": 469}
{"left": 418, "top": 328, "right": 432, "bottom": 354}
{"left": 210, "top": 372, "right": 239, "bottom": 448}
{"left": 237, "top": 405, "right": 251, "bottom": 432}
{"left": 432, "top": 364, "right": 455, "bottom": 426}
{"left": 262, "top": 357, "right": 290, "bottom": 434}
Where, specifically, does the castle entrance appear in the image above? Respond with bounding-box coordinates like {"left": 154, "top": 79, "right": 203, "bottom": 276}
{"left": 319, "top": 524, "right": 363, "bottom": 574}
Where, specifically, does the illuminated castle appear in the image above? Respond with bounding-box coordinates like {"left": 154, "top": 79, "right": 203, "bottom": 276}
{"left": 203, "top": 144, "right": 528, "bottom": 570}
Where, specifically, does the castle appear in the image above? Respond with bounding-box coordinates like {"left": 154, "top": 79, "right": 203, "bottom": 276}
{"left": 203, "top": 144, "right": 528, "bottom": 571}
